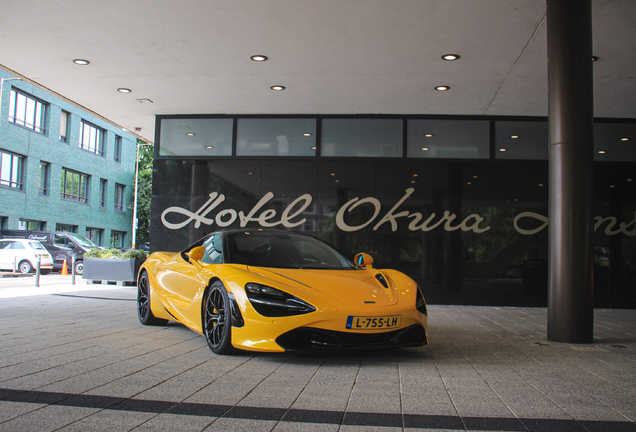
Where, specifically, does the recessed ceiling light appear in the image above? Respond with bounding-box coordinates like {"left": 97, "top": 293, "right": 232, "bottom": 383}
{"left": 413, "top": 174, "right": 418, "bottom": 177}
{"left": 435, "top": 86, "right": 450, "bottom": 91}
{"left": 592, "top": 56, "right": 599, "bottom": 62}
{"left": 73, "top": 59, "right": 90, "bottom": 65}
{"left": 303, "top": 133, "right": 312, "bottom": 136}
{"left": 335, "top": 180, "right": 339, "bottom": 183}
{"left": 628, "top": 179, "right": 633, "bottom": 182}
{"left": 205, "top": 145, "right": 214, "bottom": 149}
{"left": 271, "top": 85, "right": 285, "bottom": 91}
{"left": 499, "top": 148, "right": 507, "bottom": 152}
{"left": 185, "top": 133, "right": 196, "bottom": 136}
{"left": 117, "top": 88, "right": 132, "bottom": 93}
{"left": 467, "top": 182, "right": 472, "bottom": 185}
{"left": 421, "top": 147, "right": 429, "bottom": 151}
{"left": 251, "top": 55, "right": 268, "bottom": 62}
{"left": 311, "top": 146, "right": 317, "bottom": 150}
{"left": 610, "top": 185, "right": 615, "bottom": 188}
{"left": 442, "top": 54, "right": 460, "bottom": 61}
{"left": 247, "top": 172, "right": 253, "bottom": 175}
{"left": 473, "top": 175, "right": 478, "bottom": 178}
{"left": 620, "top": 137, "right": 629, "bottom": 141}
{"left": 539, "top": 184, "right": 544, "bottom": 187}
{"left": 330, "top": 173, "right": 336, "bottom": 176}
{"left": 598, "top": 150, "right": 606, "bottom": 154}
{"left": 411, "top": 180, "right": 416, "bottom": 184}
{"left": 424, "top": 134, "right": 434, "bottom": 137}
{"left": 511, "top": 135, "right": 519, "bottom": 139}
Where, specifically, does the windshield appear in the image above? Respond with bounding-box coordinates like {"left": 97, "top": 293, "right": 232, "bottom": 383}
{"left": 67, "top": 234, "right": 98, "bottom": 248}
{"left": 226, "top": 231, "right": 355, "bottom": 270}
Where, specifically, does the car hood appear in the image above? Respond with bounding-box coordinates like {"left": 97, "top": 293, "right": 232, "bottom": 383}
{"left": 246, "top": 266, "right": 400, "bottom": 306}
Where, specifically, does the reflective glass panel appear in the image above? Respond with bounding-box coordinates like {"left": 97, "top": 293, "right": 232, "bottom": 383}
{"left": 495, "top": 121, "right": 548, "bottom": 160}
{"left": 321, "top": 119, "right": 403, "bottom": 157}
{"left": 159, "top": 118, "right": 233, "bottom": 156}
{"left": 237, "top": 118, "right": 316, "bottom": 156}
{"left": 594, "top": 122, "right": 636, "bottom": 162}
{"left": 407, "top": 119, "right": 489, "bottom": 159}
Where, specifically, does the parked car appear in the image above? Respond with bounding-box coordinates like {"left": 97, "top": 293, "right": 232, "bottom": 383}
{"left": 0, "top": 230, "right": 100, "bottom": 274}
{"left": 137, "top": 229, "right": 429, "bottom": 355}
{"left": 0, "top": 238, "right": 54, "bottom": 274}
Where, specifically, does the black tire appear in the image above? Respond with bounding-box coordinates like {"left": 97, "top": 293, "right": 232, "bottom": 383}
{"left": 137, "top": 272, "right": 168, "bottom": 326}
{"left": 40, "top": 270, "right": 50, "bottom": 275}
{"left": 73, "top": 260, "right": 83, "bottom": 275}
{"left": 203, "top": 281, "right": 236, "bottom": 355}
{"left": 18, "top": 260, "right": 33, "bottom": 274}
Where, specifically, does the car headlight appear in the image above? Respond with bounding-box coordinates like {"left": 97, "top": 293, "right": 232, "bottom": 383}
{"left": 245, "top": 283, "right": 316, "bottom": 317}
{"left": 416, "top": 285, "right": 428, "bottom": 315}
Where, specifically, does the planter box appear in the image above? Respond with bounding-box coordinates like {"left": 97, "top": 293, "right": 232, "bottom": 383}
{"left": 82, "top": 258, "right": 144, "bottom": 283}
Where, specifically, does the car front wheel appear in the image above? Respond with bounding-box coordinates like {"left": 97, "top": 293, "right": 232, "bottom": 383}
{"left": 137, "top": 272, "right": 168, "bottom": 326}
{"left": 203, "top": 281, "right": 235, "bottom": 355}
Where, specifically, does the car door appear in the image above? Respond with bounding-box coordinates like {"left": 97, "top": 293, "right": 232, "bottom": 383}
{"left": 0, "top": 240, "right": 12, "bottom": 269}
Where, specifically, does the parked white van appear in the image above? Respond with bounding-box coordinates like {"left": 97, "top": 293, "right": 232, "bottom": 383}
{"left": 0, "top": 239, "right": 54, "bottom": 274}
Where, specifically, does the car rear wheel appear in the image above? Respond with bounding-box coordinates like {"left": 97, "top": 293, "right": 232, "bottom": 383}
{"left": 18, "top": 260, "right": 33, "bottom": 274}
{"left": 203, "top": 281, "right": 235, "bottom": 355}
{"left": 137, "top": 272, "right": 168, "bottom": 326}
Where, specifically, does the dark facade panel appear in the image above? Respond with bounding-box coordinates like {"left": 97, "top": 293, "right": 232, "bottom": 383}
{"left": 151, "top": 157, "right": 635, "bottom": 308}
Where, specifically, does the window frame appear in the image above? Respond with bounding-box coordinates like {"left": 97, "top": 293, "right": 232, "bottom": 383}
{"left": 0, "top": 150, "right": 25, "bottom": 190}
{"left": 39, "top": 161, "right": 50, "bottom": 196}
{"left": 60, "top": 110, "right": 70, "bottom": 142}
{"left": 60, "top": 168, "right": 90, "bottom": 204}
{"left": 99, "top": 179, "right": 107, "bottom": 208}
{"left": 79, "top": 120, "right": 105, "bottom": 156}
{"left": 114, "top": 135, "right": 122, "bottom": 162}
{"left": 114, "top": 183, "right": 125, "bottom": 212}
{"left": 8, "top": 88, "right": 48, "bottom": 134}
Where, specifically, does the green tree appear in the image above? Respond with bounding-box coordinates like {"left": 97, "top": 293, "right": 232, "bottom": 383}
{"left": 132, "top": 140, "right": 154, "bottom": 244}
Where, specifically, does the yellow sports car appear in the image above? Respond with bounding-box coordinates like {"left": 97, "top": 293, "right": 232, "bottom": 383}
{"left": 137, "top": 230, "right": 429, "bottom": 354}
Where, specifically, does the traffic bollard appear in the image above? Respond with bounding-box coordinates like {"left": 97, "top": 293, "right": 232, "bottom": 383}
{"left": 35, "top": 255, "right": 41, "bottom": 287}
{"left": 71, "top": 255, "right": 76, "bottom": 285}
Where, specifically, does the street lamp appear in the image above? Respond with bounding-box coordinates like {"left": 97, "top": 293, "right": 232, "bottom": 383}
{"left": 132, "top": 141, "right": 152, "bottom": 249}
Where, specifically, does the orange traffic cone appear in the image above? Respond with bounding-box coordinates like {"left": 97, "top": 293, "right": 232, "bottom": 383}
{"left": 61, "top": 259, "right": 69, "bottom": 275}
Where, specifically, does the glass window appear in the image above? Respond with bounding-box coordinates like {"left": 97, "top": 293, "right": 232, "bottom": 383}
{"left": 0, "top": 240, "right": 10, "bottom": 249}
{"left": 321, "top": 119, "right": 403, "bottom": 157}
{"left": 8, "top": 89, "right": 47, "bottom": 134}
{"left": 20, "top": 219, "right": 45, "bottom": 230}
{"left": 237, "top": 118, "right": 317, "bottom": 156}
{"left": 55, "top": 224, "right": 77, "bottom": 233}
{"left": 495, "top": 121, "right": 548, "bottom": 160}
{"left": 201, "top": 234, "right": 224, "bottom": 264}
{"left": 110, "top": 231, "right": 125, "bottom": 248}
{"left": 0, "top": 150, "right": 24, "bottom": 190}
{"left": 60, "top": 110, "right": 70, "bottom": 142}
{"left": 114, "top": 135, "right": 122, "bottom": 162}
{"left": 99, "top": 179, "right": 107, "bottom": 208}
{"left": 79, "top": 120, "right": 105, "bottom": 156}
{"left": 159, "top": 118, "right": 233, "bottom": 156}
{"left": 407, "top": 119, "right": 490, "bottom": 159}
{"left": 594, "top": 122, "right": 636, "bottom": 162}
{"left": 115, "top": 183, "right": 125, "bottom": 211}
{"left": 39, "top": 162, "right": 49, "bottom": 195}
{"left": 86, "top": 227, "right": 102, "bottom": 246}
{"left": 61, "top": 168, "right": 89, "bottom": 204}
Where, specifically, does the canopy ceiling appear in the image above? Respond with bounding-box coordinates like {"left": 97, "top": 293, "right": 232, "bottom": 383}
{"left": 1, "top": 0, "right": 634, "bottom": 142}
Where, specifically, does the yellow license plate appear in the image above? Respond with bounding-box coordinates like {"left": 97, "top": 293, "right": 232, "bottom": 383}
{"left": 346, "top": 315, "right": 401, "bottom": 330}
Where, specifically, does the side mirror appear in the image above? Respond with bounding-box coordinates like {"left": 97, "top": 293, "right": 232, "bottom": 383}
{"left": 188, "top": 246, "right": 206, "bottom": 262}
{"left": 354, "top": 253, "right": 374, "bottom": 269}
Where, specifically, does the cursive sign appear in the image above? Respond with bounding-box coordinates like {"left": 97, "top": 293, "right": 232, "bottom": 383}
{"left": 161, "top": 189, "right": 635, "bottom": 236}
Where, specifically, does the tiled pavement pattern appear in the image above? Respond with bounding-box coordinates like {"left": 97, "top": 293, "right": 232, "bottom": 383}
{"left": 0, "top": 275, "right": 634, "bottom": 431}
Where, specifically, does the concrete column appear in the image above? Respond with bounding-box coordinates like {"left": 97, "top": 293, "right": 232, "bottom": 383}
{"left": 547, "top": 0, "right": 595, "bottom": 343}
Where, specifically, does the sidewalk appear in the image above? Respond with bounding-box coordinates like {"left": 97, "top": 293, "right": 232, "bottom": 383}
{"left": 0, "top": 273, "right": 134, "bottom": 299}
